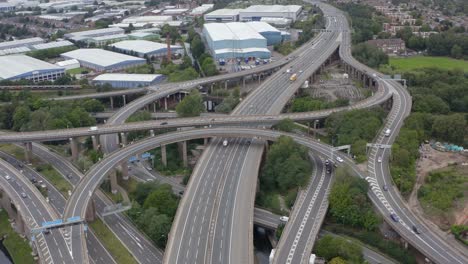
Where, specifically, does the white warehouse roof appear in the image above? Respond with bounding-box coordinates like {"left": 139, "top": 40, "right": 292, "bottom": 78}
{"left": 64, "top": 28, "right": 124, "bottom": 38}
{"left": 56, "top": 59, "right": 80, "bottom": 67}
{"left": 94, "top": 73, "right": 162, "bottom": 82}
{"left": 0, "top": 37, "right": 44, "bottom": 50}
{"left": 122, "top": 16, "right": 172, "bottom": 24}
{"left": 246, "top": 21, "right": 280, "bottom": 33}
{"left": 61, "top": 49, "right": 145, "bottom": 67}
{"left": 204, "top": 23, "right": 264, "bottom": 41}
{"left": 0, "top": 55, "right": 63, "bottom": 80}
{"left": 0, "top": 46, "right": 31, "bottom": 56}
{"left": 242, "top": 5, "right": 302, "bottom": 13}
{"left": 31, "top": 40, "right": 75, "bottom": 50}
{"left": 110, "top": 40, "right": 182, "bottom": 54}
{"left": 205, "top": 9, "right": 242, "bottom": 17}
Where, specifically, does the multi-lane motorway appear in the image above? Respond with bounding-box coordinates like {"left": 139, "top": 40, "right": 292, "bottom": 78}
{"left": 1, "top": 1, "right": 467, "bottom": 263}
{"left": 0, "top": 150, "right": 115, "bottom": 264}
{"left": 25, "top": 142, "right": 164, "bottom": 264}
{"left": 0, "top": 157, "right": 74, "bottom": 264}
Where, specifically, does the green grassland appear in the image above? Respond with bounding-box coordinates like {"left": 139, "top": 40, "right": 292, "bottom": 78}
{"left": 388, "top": 56, "right": 468, "bottom": 72}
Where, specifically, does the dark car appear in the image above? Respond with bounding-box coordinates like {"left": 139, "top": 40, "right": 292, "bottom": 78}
{"left": 44, "top": 229, "right": 50, "bottom": 235}
{"left": 390, "top": 213, "right": 400, "bottom": 222}
{"left": 30, "top": 178, "right": 37, "bottom": 183}
{"left": 383, "top": 184, "right": 388, "bottom": 191}
{"left": 179, "top": 190, "right": 184, "bottom": 196}
{"left": 412, "top": 225, "right": 421, "bottom": 234}
{"left": 161, "top": 122, "right": 168, "bottom": 125}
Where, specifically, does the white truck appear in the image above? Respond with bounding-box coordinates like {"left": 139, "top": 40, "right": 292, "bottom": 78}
{"left": 88, "top": 126, "right": 98, "bottom": 132}
{"left": 223, "top": 140, "right": 228, "bottom": 147}
{"left": 384, "top": 128, "right": 391, "bottom": 137}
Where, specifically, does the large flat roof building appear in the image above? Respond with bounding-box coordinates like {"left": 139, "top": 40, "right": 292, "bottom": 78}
{"left": 110, "top": 40, "right": 184, "bottom": 58}
{"left": 0, "top": 55, "right": 65, "bottom": 82}
{"left": 93, "top": 73, "right": 164, "bottom": 88}
{"left": 122, "top": 16, "right": 172, "bottom": 26}
{"left": 204, "top": 9, "right": 243, "bottom": 23}
{"left": 239, "top": 5, "right": 302, "bottom": 22}
{"left": 245, "top": 21, "right": 282, "bottom": 46}
{"left": 191, "top": 4, "right": 214, "bottom": 16}
{"left": 203, "top": 22, "right": 270, "bottom": 60}
{"left": 0, "top": 37, "right": 45, "bottom": 50}
{"left": 61, "top": 49, "right": 145, "bottom": 72}
{"left": 64, "top": 28, "right": 125, "bottom": 42}
{"left": 31, "top": 40, "right": 75, "bottom": 51}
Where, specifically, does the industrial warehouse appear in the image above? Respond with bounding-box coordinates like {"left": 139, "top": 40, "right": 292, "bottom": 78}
{"left": 61, "top": 49, "right": 146, "bottom": 72}
{"left": 110, "top": 40, "right": 184, "bottom": 58}
{"left": 203, "top": 22, "right": 286, "bottom": 59}
{"left": 204, "top": 4, "right": 302, "bottom": 24}
{"left": 0, "top": 55, "right": 65, "bottom": 82}
{"left": 93, "top": 73, "right": 164, "bottom": 88}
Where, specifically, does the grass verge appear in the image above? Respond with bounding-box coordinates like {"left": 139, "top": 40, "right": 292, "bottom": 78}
{"left": 89, "top": 218, "right": 138, "bottom": 264}
{"left": 35, "top": 164, "right": 72, "bottom": 197}
{"left": 0, "top": 210, "right": 34, "bottom": 264}
{"left": 388, "top": 56, "right": 468, "bottom": 72}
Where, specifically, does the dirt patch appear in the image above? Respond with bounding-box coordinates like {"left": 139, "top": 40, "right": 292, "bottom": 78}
{"left": 409, "top": 144, "right": 468, "bottom": 229}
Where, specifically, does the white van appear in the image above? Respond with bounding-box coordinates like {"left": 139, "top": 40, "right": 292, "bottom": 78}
{"left": 223, "top": 140, "right": 228, "bottom": 147}
{"left": 384, "top": 129, "right": 391, "bottom": 137}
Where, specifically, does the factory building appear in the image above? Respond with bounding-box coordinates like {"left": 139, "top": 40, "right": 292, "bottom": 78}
{"left": 110, "top": 40, "right": 184, "bottom": 58}
{"left": 61, "top": 49, "right": 145, "bottom": 72}
{"left": 0, "top": 37, "right": 45, "bottom": 50}
{"left": 203, "top": 22, "right": 270, "bottom": 60}
{"left": 55, "top": 59, "right": 80, "bottom": 71}
{"left": 245, "top": 22, "right": 282, "bottom": 46}
{"left": 239, "top": 5, "right": 302, "bottom": 22}
{"left": 191, "top": 4, "right": 214, "bottom": 16}
{"left": 122, "top": 16, "right": 172, "bottom": 26}
{"left": 204, "top": 9, "right": 242, "bottom": 23}
{"left": 64, "top": 28, "right": 125, "bottom": 42}
{"left": 0, "top": 55, "right": 65, "bottom": 82}
{"left": 31, "top": 40, "right": 75, "bottom": 51}
{"left": 93, "top": 73, "right": 164, "bottom": 88}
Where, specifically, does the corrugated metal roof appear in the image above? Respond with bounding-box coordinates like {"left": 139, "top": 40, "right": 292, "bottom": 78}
{"left": 0, "top": 55, "right": 63, "bottom": 80}
{"left": 32, "top": 40, "right": 75, "bottom": 50}
{"left": 204, "top": 9, "right": 242, "bottom": 17}
{"left": 65, "top": 28, "right": 124, "bottom": 38}
{"left": 241, "top": 5, "right": 302, "bottom": 13}
{"left": 0, "top": 37, "right": 44, "bottom": 50}
{"left": 93, "top": 73, "right": 162, "bottom": 82}
{"left": 56, "top": 59, "right": 80, "bottom": 67}
{"left": 204, "top": 22, "right": 265, "bottom": 41}
{"left": 61, "top": 49, "right": 145, "bottom": 67}
{"left": 110, "top": 40, "right": 182, "bottom": 54}
{"left": 246, "top": 21, "right": 280, "bottom": 33}
{"left": 0, "top": 46, "right": 31, "bottom": 56}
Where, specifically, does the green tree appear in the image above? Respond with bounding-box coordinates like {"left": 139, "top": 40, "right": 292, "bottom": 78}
{"left": 28, "top": 108, "right": 52, "bottom": 131}
{"left": 261, "top": 136, "right": 311, "bottom": 192}
{"left": 451, "top": 44, "right": 463, "bottom": 59}
{"left": 314, "top": 235, "right": 363, "bottom": 262}
{"left": 176, "top": 90, "right": 204, "bottom": 117}
{"left": 143, "top": 184, "right": 178, "bottom": 218}
{"left": 12, "top": 106, "right": 31, "bottom": 131}
{"left": 329, "top": 257, "right": 346, "bottom": 264}
{"left": 82, "top": 99, "right": 105, "bottom": 113}
{"left": 275, "top": 118, "right": 295, "bottom": 132}
{"left": 431, "top": 114, "right": 466, "bottom": 144}
{"left": 352, "top": 43, "right": 388, "bottom": 68}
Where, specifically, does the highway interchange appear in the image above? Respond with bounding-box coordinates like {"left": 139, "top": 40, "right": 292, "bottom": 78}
{"left": 0, "top": 1, "right": 467, "bottom": 264}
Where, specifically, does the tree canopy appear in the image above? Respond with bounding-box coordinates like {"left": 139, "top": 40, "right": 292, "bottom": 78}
{"left": 176, "top": 90, "right": 205, "bottom": 117}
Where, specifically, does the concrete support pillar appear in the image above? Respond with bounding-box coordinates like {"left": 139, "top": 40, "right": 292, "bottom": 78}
{"left": 121, "top": 161, "right": 129, "bottom": 180}
{"left": 122, "top": 95, "right": 126, "bottom": 106}
{"left": 1, "top": 193, "right": 14, "bottom": 217}
{"left": 110, "top": 97, "right": 114, "bottom": 110}
{"left": 164, "top": 97, "right": 168, "bottom": 110}
{"left": 120, "top": 132, "right": 127, "bottom": 147}
{"left": 109, "top": 171, "right": 118, "bottom": 194}
{"left": 23, "top": 142, "right": 33, "bottom": 164}
{"left": 204, "top": 138, "right": 209, "bottom": 145}
{"left": 69, "top": 138, "right": 79, "bottom": 161}
{"left": 153, "top": 102, "right": 157, "bottom": 113}
{"left": 161, "top": 145, "right": 167, "bottom": 167}
{"left": 149, "top": 130, "right": 155, "bottom": 137}
{"left": 85, "top": 198, "right": 96, "bottom": 222}
{"left": 181, "top": 141, "right": 188, "bottom": 167}
{"left": 224, "top": 81, "right": 228, "bottom": 90}
{"left": 91, "top": 136, "right": 99, "bottom": 151}
{"left": 16, "top": 212, "right": 25, "bottom": 234}
{"left": 242, "top": 77, "right": 246, "bottom": 89}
